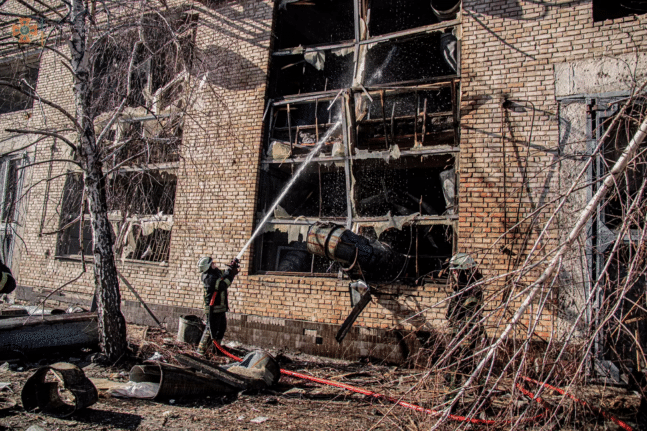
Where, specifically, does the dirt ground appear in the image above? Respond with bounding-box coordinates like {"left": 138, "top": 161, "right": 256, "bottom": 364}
{"left": 0, "top": 324, "right": 642, "bottom": 431}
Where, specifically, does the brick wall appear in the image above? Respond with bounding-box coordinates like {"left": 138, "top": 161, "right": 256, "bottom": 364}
{"left": 3, "top": 0, "right": 647, "bottom": 360}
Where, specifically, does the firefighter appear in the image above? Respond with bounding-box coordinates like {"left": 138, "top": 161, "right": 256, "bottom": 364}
{"left": 0, "top": 259, "right": 16, "bottom": 297}
{"left": 445, "top": 252, "right": 484, "bottom": 386}
{"left": 196, "top": 256, "right": 240, "bottom": 355}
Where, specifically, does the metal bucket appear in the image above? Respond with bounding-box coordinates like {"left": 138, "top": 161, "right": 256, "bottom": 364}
{"left": 177, "top": 315, "right": 204, "bottom": 345}
{"left": 306, "top": 222, "right": 349, "bottom": 263}
{"left": 430, "top": 0, "right": 461, "bottom": 20}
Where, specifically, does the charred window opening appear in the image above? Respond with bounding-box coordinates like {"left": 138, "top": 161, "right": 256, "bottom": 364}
{"left": 593, "top": 0, "right": 647, "bottom": 22}
{"left": 367, "top": 0, "right": 443, "bottom": 37}
{"left": 0, "top": 158, "right": 21, "bottom": 223}
{"left": 355, "top": 87, "right": 455, "bottom": 151}
{"left": 358, "top": 224, "right": 454, "bottom": 279}
{"left": 274, "top": 0, "right": 354, "bottom": 50}
{"left": 256, "top": 0, "right": 460, "bottom": 277}
{"left": 602, "top": 101, "right": 647, "bottom": 230}
{"left": 90, "top": 11, "right": 197, "bottom": 115}
{"left": 267, "top": 98, "right": 343, "bottom": 158}
{"left": 363, "top": 33, "right": 457, "bottom": 86}
{"left": 260, "top": 163, "right": 347, "bottom": 218}
{"left": 269, "top": 49, "right": 355, "bottom": 97}
{"left": 56, "top": 173, "right": 92, "bottom": 257}
{"left": 0, "top": 54, "right": 40, "bottom": 114}
{"left": 256, "top": 230, "right": 343, "bottom": 274}
{"left": 353, "top": 155, "right": 454, "bottom": 217}
{"left": 57, "top": 170, "right": 176, "bottom": 263}
{"left": 110, "top": 116, "right": 182, "bottom": 166}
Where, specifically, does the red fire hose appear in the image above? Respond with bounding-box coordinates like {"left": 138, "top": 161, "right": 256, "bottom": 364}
{"left": 213, "top": 340, "right": 543, "bottom": 425}
{"left": 213, "top": 341, "right": 633, "bottom": 429}
{"left": 520, "top": 376, "right": 634, "bottom": 431}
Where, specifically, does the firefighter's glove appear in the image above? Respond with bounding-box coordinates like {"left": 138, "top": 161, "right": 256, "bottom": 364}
{"left": 228, "top": 258, "right": 240, "bottom": 276}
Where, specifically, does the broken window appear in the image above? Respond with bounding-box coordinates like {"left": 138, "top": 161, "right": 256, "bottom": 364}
{"left": 353, "top": 155, "right": 454, "bottom": 217}
{"left": 254, "top": 2, "right": 460, "bottom": 277}
{"left": 274, "top": 0, "right": 354, "bottom": 50}
{"left": 56, "top": 173, "right": 92, "bottom": 257}
{"left": 367, "top": 0, "right": 443, "bottom": 36}
{"left": 355, "top": 87, "right": 455, "bottom": 151}
{"left": 0, "top": 156, "right": 24, "bottom": 265}
{"left": 589, "top": 97, "right": 647, "bottom": 231}
{"left": 0, "top": 54, "right": 40, "bottom": 114}
{"left": 57, "top": 169, "right": 177, "bottom": 263}
{"left": 593, "top": 0, "right": 647, "bottom": 22}
{"left": 90, "top": 11, "right": 196, "bottom": 115}
{"left": 57, "top": 10, "right": 192, "bottom": 263}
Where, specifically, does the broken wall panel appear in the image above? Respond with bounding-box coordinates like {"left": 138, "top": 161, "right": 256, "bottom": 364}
{"left": 363, "top": 32, "right": 457, "bottom": 86}
{"left": 367, "top": 0, "right": 441, "bottom": 37}
{"left": 352, "top": 155, "right": 453, "bottom": 217}
{"left": 270, "top": 50, "right": 355, "bottom": 96}
{"left": 274, "top": 0, "right": 355, "bottom": 50}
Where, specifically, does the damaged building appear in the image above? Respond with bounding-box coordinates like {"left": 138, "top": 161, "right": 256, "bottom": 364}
{"left": 0, "top": 0, "right": 646, "bottom": 371}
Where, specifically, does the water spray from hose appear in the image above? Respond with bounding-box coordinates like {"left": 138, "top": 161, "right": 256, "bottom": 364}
{"left": 236, "top": 120, "right": 343, "bottom": 261}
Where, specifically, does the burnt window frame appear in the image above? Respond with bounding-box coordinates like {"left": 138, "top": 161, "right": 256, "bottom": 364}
{"left": 254, "top": 0, "right": 461, "bottom": 278}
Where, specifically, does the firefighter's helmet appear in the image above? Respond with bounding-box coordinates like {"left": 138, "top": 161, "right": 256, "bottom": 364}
{"left": 449, "top": 253, "right": 477, "bottom": 270}
{"left": 197, "top": 257, "right": 212, "bottom": 273}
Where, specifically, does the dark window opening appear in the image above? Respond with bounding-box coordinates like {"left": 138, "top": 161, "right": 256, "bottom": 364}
{"left": 108, "top": 171, "right": 177, "bottom": 216}
{"left": 367, "top": 0, "right": 441, "bottom": 37}
{"left": 274, "top": 0, "right": 355, "bottom": 50}
{"left": 57, "top": 170, "right": 176, "bottom": 263}
{"left": 353, "top": 155, "right": 454, "bottom": 217}
{"left": 56, "top": 173, "right": 92, "bottom": 256}
{"left": 110, "top": 117, "right": 182, "bottom": 166}
{"left": 593, "top": 0, "right": 647, "bottom": 22}
{"left": 0, "top": 158, "right": 21, "bottom": 223}
{"left": 259, "top": 163, "right": 347, "bottom": 218}
{"left": 364, "top": 32, "right": 456, "bottom": 86}
{"left": 270, "top": 49, "right": 355, "bottom": 97}
{"left": 0, "top": 55, "right": 40, "bottom": 114}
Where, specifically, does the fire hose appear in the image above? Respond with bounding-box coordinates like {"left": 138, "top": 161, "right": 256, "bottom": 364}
{"left": 213, "top": 340, "right": 632, "bottom": 427}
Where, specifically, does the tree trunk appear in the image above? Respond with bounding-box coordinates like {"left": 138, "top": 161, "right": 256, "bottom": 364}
{"left": 71, "top": 0, "right": 127, "bottom": 362}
